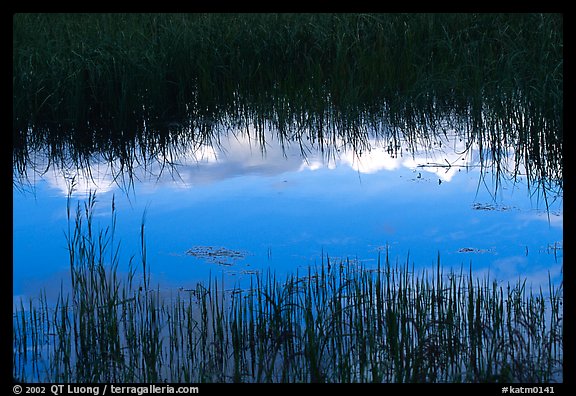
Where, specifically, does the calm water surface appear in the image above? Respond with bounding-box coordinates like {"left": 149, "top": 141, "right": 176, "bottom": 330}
{"left": 13, "top": 127, "right": 563, "bottom": 303}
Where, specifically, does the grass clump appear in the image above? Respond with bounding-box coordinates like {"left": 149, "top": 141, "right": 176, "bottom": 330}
{"left": 13, "top": 193, "right": 563, "bottom": 383}
{"left": 13, "top": 13, "right": 562, "bottom": 117}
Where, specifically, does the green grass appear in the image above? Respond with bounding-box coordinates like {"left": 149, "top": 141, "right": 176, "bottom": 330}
{"left": 13, "top": 13, "right": 563, "bottom": 195}
{"left": 12, "top": 14, "right": 562, "bottom": 111}
{"left": 13, "top": 193, "right": 563, "bottom": 383}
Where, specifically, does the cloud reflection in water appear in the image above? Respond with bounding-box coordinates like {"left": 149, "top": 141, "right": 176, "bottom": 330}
{"left": 13, "top": 127, "right": 562, "bottom": 300}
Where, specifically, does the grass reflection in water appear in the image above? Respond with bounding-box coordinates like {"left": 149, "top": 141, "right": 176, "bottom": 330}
{"left": 13, "top": 13, "right": 563, "bottom": 196}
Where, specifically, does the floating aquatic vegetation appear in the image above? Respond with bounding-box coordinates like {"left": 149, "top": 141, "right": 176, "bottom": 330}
{"left": 457, "top": 247, "right": 492, "bottom": 254}
{"left": 185, "top": 246, "right": 248, "bottom": 266}
{"left": 472, "top": 202, "right": 514, "bottom": 211}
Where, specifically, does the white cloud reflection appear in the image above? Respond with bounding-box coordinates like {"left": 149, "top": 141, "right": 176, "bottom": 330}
{"left": 14, "top": 124, "right": 562, "bottom": 299}
{"left": 473, "top": 255, "right": 563, "bottom": 291}
{"left": 517, "top": 209, "right": 563, "bottom": 229}
{"left": 28, "top": 125, "right": 521, "bottom": 197}
{"left": 41, "top": 162, "right": 117, "bottom": 197}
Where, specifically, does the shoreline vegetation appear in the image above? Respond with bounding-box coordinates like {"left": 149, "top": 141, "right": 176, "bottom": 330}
{"left": 12, "top": 193, "right": 563, "bottom": 383}
{"left": 13, "top": 13, "right": 563, "bottom": 194}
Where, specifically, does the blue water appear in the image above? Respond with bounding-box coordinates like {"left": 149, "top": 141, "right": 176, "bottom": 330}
{"left": 13, "top": 132, "right": 563, "bottom": 302}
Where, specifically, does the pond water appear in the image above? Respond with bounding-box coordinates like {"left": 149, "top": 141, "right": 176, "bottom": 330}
{"left": 13, "top": 124, "right": 563, "bottom": 304}
{"left": 12, "top": 13, "right": 564, "bottom": 383}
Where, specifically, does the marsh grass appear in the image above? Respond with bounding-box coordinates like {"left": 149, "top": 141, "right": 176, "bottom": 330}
{"left": 13, "top": 193, "right": 563, "bottom": 383}
{"left": 13, "top": 13, "right": 562, "bottom": 195}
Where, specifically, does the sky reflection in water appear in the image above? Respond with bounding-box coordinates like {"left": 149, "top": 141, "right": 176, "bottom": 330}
{"left": 13, "top": 129, "right": 563, "bottom": 301}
